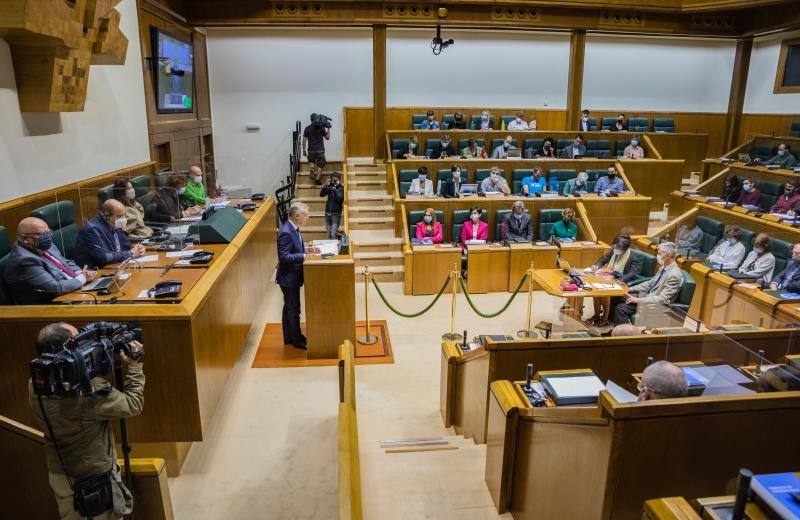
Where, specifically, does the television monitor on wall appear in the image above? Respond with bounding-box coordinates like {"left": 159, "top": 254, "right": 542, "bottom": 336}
{"left": 150, "top": 27, "right": 194, "bottom": 114}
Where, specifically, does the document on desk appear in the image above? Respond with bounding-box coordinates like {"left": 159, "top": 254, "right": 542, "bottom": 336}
{"left": 310, "top": 240, "right": 340, "bottom": 256}
{"left": 165, "top": 250, "right": 205, "bottom": 258}
{"left": 179, "top": 215, "right": 202, "bottom": 222}
{"left": 592, "top": 282, "right": 622, "bottom": 290}
{"left": 134, "top": 254, "right": 159, "bottom": 263}
{"left": 542, "top": 374, "right": 605, "bottom": 405}
{"left": 465, "top": 240, "right": 487, "bottom": 245}
{"left": 165, "top": 225, "right": 191, "bottom": 234}
{"left": 605, "top": 380, "right": 637, "bottom": 404}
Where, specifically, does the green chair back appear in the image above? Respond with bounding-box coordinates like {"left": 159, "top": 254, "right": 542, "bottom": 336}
{"left": 475, "top": 169, "right": 503, "bottom": 183}
{"left": 790, "top": 122, "right": 800, "bottom": 138}
{"left": 452, "top": 209, "right": 487, "bottom": 242}
{"left": 412, "top": 114, "right": 427, "bottom": 127}
{"left": 749, "top": 144, "right": 776, "bottom": 162}
{"left": 458, "top": 138, "right": 485, "bottom": 150}
{"left": 424, "top": 138, "right": 441, "bottom": 157}
{"left": 757, "top": 181, "right": 782, "bottom": 212}
{"left": 399, "top": 181, "right": 412, "bottom": 198}
{"left": 695, "top": 216, "right": 725, "bottom": 254}
{"left": 668, "top": 270, "right": 696, "bottom": 311}
{"left": 537, "top": 209, "right": 563, "bottom": 240}
{"left": 739, "top": 228, "right": 756, "bottom": 255}
{"left": 586, "top": 140, "right": 612, "bottom": 158}
{"left": 154, "top": 171, "right": 172, "bottom": 187}
{"left": 97, "top": 184, "right": 114, "bottom": 203}
{"left": 513, "top": 169, "right": 533, "bottom": 181}
{"left": 628, "top": 117, "right": 650, "bottom": 132}
{"left": 31, "top": 201, "right": 79, "bottom": 260}
{"left": 131, "top": 175, "right": 151, "bottom": 198}
{"left": 615, "top": 140, "right": 632, "bottom": 156}
{"left": 391, "top": 139, "right": 409, "bottom": 159}
{"left": 470, "top": 115, "right": 494, "bottom": 129}
{"left": 408, "top": 210, "right": 445, "bottom": 241}
{"left": 653, "top": 118, "right": 675, "bottom": 132}
{"left": 601, "top": 117, "right": 617, "bottom": 131}
{"left": 523, "top": 139, "right": 544, "bottom": 153}
{"left": 772, "top": 238, "right": 793, "bottom": 277}
{"left": 399, "top": 169, "right": 419, "bottom": 182}
{"left": 585, "top": 170, "right": 606, "bottom": 181}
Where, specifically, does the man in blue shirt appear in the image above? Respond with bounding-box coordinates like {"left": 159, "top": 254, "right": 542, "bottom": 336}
{"left": 74, "top": 200, "right": 145, "bottom": 268}
{"left": 521, "top": 167, "right": 548, "bottom": 196}
{"left": 594, "top": 165, "right": 625, "bottom": 196}
{"left": 420, "top": 110, "right": 440, "bottom": 130}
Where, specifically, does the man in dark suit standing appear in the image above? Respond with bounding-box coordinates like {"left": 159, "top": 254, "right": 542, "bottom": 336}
{"left": 277, "top": 202, "right": 319, "bottom": 350}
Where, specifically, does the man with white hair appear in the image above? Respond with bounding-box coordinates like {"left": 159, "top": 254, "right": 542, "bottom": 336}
{"left": 502, "top": 201, "right": 532, "bottom": 243}
{"left": 612, "top": 241, "right": 684, "bottom": 325}
{"left": 276, "top": 202, "right": 319, "bottom": 350}
{"left": 637, "top": 360, "right": 689, "bottom": 401}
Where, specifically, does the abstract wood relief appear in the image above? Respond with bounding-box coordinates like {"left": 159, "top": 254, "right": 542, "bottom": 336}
{"left": 0, "top": 0, "right": 128, "bottom": 112}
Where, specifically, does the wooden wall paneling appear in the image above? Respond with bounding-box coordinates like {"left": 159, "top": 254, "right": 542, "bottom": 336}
{"left": 193, "top": 29, "right": 212, "bottom": 122}
{"left": 373, "top": 25, "right": 387, "bottom": 162}
{"left": 738, "top": 113, "right": 800, "bottom": 144}
{"left": 723, "top": 37, "right": 753, "bottom": 152}
{"left": 345, "top": 108, "right": 375, "bottom": 157}
{"left": 619, "top": 159, "right": 685, "bottom": 210}
{"left": 566, "top": 30, "right": 587, "bottom": 132}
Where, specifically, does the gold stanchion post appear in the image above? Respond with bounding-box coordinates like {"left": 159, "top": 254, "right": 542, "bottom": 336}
{"left": 442, "top": 263, "right": 463, "bottom": 341}
{"left": 358, "top": 267, "right": 378, "bottom": 345}
{"left": 517, "top": 262, "right": 536, "bottom": 338}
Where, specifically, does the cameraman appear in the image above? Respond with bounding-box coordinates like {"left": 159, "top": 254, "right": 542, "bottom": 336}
{"left": 303, "top": 114, "right": 331, "bottom": 186}
{"left": 320, "top": 172, "right": 344, "bottom": 239}
{"left": 29, "top": 323, "right": 145, "bottom": 520}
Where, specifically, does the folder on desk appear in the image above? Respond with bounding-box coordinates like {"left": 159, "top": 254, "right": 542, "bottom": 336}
{"left": 763, "top": 290, "right": 800, "bottom": 302}
{"left": 540, "top": 372, "right": 605, "bottom": 406}
{"left": 751, "top": 472, "right": 800, "bottom": 520}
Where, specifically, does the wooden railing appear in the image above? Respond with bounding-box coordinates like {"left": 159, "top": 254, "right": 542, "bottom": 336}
{"left": 338, "top": 340, "right": 362, "bottom": 519}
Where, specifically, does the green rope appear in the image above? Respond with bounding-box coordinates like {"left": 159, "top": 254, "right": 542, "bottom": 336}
{"left": 459, "top": 273, "right": 528, "bottom": 318}
{"left": 370, "top": 274, "right": 452, "bottom": 318}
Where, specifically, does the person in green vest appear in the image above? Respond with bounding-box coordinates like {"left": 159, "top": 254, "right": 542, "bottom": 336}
{"left": 183, "top": 165, "right": 207, "bottom": 206}
{"left": 762, "top": 143, "right": 798, "bottom": 169}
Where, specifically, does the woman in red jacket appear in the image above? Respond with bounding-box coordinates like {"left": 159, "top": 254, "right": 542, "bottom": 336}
{"left": 415, "top": 207, "right": 443, "bottom": 243}
{"left": 460, "top": 206, "right": 488, "bottom": 250}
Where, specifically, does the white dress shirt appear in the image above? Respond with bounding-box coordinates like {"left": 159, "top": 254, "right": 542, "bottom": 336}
{"left": 707, "top": 240, "right": 746, "bottom": 269}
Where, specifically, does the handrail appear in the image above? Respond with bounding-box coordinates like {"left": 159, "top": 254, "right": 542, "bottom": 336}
{"left": 575, "top": 200, "right": 598, "bottom": 243}
{"left": 614, "top": 160, "right": 636, "bottom": 193}
{"left": 722, "top": 137, "right": 755, "bottom": 159}
{"left": 338, "top": 340, "right": 362, "bottom": 520}
{"left": 642, "top": 134, "right": 663, "bottom": 160}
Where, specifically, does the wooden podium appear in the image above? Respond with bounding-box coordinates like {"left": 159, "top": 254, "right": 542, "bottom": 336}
{"left": 304, "top": 254, "right": 356, "bottom": 359}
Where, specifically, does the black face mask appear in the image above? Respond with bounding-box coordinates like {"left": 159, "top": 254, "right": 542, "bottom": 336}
{"left": 608, "top": 173, "right": 616, "bottom": 179}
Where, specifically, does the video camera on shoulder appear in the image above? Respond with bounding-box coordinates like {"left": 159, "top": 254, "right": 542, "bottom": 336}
{"left": 30, "top": 322, "right": 143, "bottom": 397}
{"left": 311, "top": 113, "right": 332, "bottom": 129}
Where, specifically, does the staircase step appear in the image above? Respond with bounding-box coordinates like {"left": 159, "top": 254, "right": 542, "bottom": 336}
{"left": 298, "top": 161, "right": 343, "bottom": 172}
{"left": 293, "top": 197, "right": 326, "bottom": 210}
{"left": 349, "top": 216, "right": 394, "bottom": 230}
{"left": 354, "top": 251, "right": 403, "bottom": 267}
{"left": 349, "top": 205, "right": 394, "bottom": 218}
{"left": 349, "top": 180, "right": 387, "bottom": 191}
{"left": 348, "top": 193, "right": 392, "bottom": 207}
{"left": 353, "top": 239, "right": 402, "bottom": 252}
{"left": 356, "top": 265, "right": 404, "bottom": 282}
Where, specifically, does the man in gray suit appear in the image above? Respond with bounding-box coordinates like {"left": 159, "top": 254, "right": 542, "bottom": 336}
{"left": 560, "top": 134, "right": 587, "bottom": 158}
{"left": 612, "top": 241, "right": 683, "bottom": 325}
{"left": 4, "top": 217, "right": 96, "bottom": 304}
{"left": 502, "top": 201, "right": 533, "bottom": 243}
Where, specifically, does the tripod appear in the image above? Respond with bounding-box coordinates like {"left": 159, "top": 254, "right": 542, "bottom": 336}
{"left": 113, "top": 362, "right": 134, "bottom": 519}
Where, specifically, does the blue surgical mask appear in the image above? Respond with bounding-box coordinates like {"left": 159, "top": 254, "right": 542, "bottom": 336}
{"left": 503, "top": 142, "right": 511, "bottom": 149}
{"left": 423, "top": 215, "right": 432, "bottom": 223}
{"left": 37, "top": 232, "right": 53, "bottom": 251}
{"left": 753, "top": 247, "right": 763, "bottom": 254}
{"left": 743, "top": 184, "right": 751, "bottom": 192}
{"left": 418, "top": 175, "right": 427, "bottom": 181}
{"left": 178, "top": 187, "right": 186, "bottom": 195}
{"left": 631, "top": 140, "right": 639, "bottom": 147}
{"left": 409, "top": 143, "right": 417, "bottom": 149}
{"left": 727, "top": 237, "right": 737, "bottom": 245}
{"left": 778, "top": 150, "right": 786, "bottom": 157}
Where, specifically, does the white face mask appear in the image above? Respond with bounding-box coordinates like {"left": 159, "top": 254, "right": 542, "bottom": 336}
{"left": 490, "top": 174, "right": 499, "bottom": 182}
{"left": 470, "top": 214, "right": 480, "bottom": 222}
{"left": 656, "top": 254, "right": 665, "bottom": 266}
{"left": 126, "top": 188, "right": 136, "bottom": 199}
{"left": 726, "top": 237, "right": 737, "bottom": 245}
{"left": 613, "top": 247, "right": 624, "bottom": 256}
{"left": 177, "top": 187, "right": 186, "bottom": 195}
{"left": 194, "top": 176, "right": 203, "bottom": 184}
{"left": 114, "top": 217, "right": 126, "bottom": 230}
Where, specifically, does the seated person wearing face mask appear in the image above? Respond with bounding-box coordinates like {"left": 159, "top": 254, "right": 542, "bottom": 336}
{"left": 478, "top": 111, "right": 493, "bottom": 130}
{"left": 402, "top": 136, "right": 419, "bottom": 158}
{"left": 420, "top": 110, "right": 439, "bottom": 130}
{"left": 112, "top": 177, "right": 153, "bottom": 238}
{"left": 148, "top": 173, "right": 192, "bottom": 223}
{"left": 735, "top": 178, "right": 763, "bottom": 207}
{"left": 431, "top": 134, "right": 457, "bottom": 159}
{"left": 491, "top": 135, "right": 517, "bottom": 159}
{"left": 415, "top": 207, "right": 443, "bottom": 244}
{"left": 521, "top": 168, "right": 548, "bottom": 196}
{"left": 738, "top": 233, "right": 775, "bottom": 284}
{"left": 449, "top": 112, "right": 467, "bottom": 130}
{"left": 461, "top": 207, "right": 488, "bottom": 252}
{"left": 770, "top": 180, "right": 800, "bottom": 214}
{"left": 4, "top": 217, "right": 98, "bottom": 304}
{"left": 769, "top": 243, "right": 800, "bottom": 292}
{"left": 637, "top": 360, "right": 689, "bottom": 401}
{"left": 611, "top": 114, "right": 627, "bottom": 132}
{"left": 594, "top": 165, "right": 624, "bottom": 196}
{"left": 759, "top": 143, "right": 797, "bottom": 169}
{"left": 461, "top": 138, "right": 486, "bottom": 159}
{"left": 549, "top": 208, "right": 578, "bottom": 241}
{"left": 579, "top": 110, "right": 592, "bottom": 132}
{"left": 706, "top": 224, "right": 746, "bottom": 269}
{"left": 623, "top": 135, "right": 645, "bottom": 159}
{"left": 74, "top": 199, "right": 147, "bottom": 269}
{"left": 408, "top": 166, "right": 434, "bottom": 196}
{"left": 590, "top": 234, "right": 642, "bottom": 326}
{"left": 506, "top": 111, "right": 529, "bottom": 131}
{"left": 536, "top": 137, "right": 557, "bottom": 158}
{"left": 443, "top": 165, "right": 463, "bottom": 198}
{"left": 502, "top": 201, "right": 533, "bottom": 243}
{"left": 563, "top": 171, "right": 589, "bottom": 196}
{"left": 183, "top": 165, "right": 207, "bottom": 207}
{"left": 560, "top": 135, "right": 587, "bottom": 158}
{"left": 675, "top": 218, "right": 703, "bottom": 253}
{"left": 479, "top": 167, "right": 510, "bottom": 195}
{"left": 611, "top": 242, "right": 683, "bottom": 325}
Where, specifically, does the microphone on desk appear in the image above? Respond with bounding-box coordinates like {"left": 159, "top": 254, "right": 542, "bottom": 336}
{"left": 526, "top": 363, "right": 534, "bottom": 390}
{"left": 646, "top": 356, "right": 654, "bottom": 367}
{"left": 731, "top": 468, "right": 753, "bottom": 520}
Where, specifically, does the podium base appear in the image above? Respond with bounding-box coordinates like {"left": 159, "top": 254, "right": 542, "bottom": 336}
{"left": 358, "top": 334, "right": 378, "bottom": 345}
{"left": 517, "top": 329, "right": 539, "bottom": 339}
{"left": 441, "top": 332, "right": 463, "bottom": 341}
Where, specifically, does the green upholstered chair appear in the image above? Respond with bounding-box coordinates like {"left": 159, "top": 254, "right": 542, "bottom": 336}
{"left": 523, "top": 139, "right": 544, "bottom": 155}
{"left": 470, "top": 115, "right": 494, "bottom": 129}
{"left": 131, "top": 175, "right": 151, "bottom": 198}
{"left": 0, "top": 226, "right": 12, "bottom": 305}
{"left": 739, "top": 228, "right": 756, "bottom": 256}
{"left": 627, "top": 249, "right": 658, "bottom": 286}
{"left": 495, "top": 208, "right": 531, "bottom": 242}
{"left": 615, "top": 140, "right": 632, "bottom": 157}
{"left": 452, "top": 209, "right": 487, "bottom": 243}
{"left": 548, "top": 169, "right": 577, "bottom": 183}
{"left": 442, "top": 114, "right": 455, "bottom": 129}
{"left": 756, "top": 181, "right": 782, "bottom": 212}
{"left": 749, "top": 144, "right": 777, "bottom": 162}
{"left": 411, "top": 114, "right": 427, "bottom": 129}
{"left": 31, "top": 201, "right": 79, "bottom": 260}
{"left": 97, "top": 184, "right": 114, "bottom": 203}
{"left": 585, "top": 169, "right": 606, "bottom": 181}
{"left": 398, "top": 169, "right": 419, "bottom": 182}
{"left": 586, "top": 117, "right": 599, "bottom": 131}
{"left": 424, "top": 138, "right": 441, "bottom": 158}
{"left": 399, "top": 181, "right": 412, "bottom": 199}
{"left": 628, "top": 117, "right": 650, "bottom": 132}
{"left": 556, "top": 139, "right": 573, "bottom": 155}
{"left": 586, "top": 140, "right": 612, "bottom": 158}
{"left": 653, "top": 118, "right": 675, "bottom": 133}
{"left": 491, "top": 138, "right": 518, "bottom": 154}
{"left": 391, "top": 138, "right": 410, "bottom": 159}
{"left": 500, "top": 115, "right": 516, "bottom": 128}
{"left": 790, "top": 122, "right": 800, "bottom": 138}
{"left": 772, "top": 238, "right": 793, "bottom": 278}
{"left": 601, "top": 117, "right": 617, "bottom": 131}
{"left": 458, "top": 138, "right": 485, "bottom": 150}
{"left": 667, "top": 270, "right": 696, "bottom": 313}
{"left": 154, "top": 171, "right": 172, "bottom": 188}
{"left": 408, "top": 210, "right": 445, "bottom": 241}
{"left": 475, "top": 169, "right": 503, "bottom": 184}
{"left": 695, "top": 215, "right": 725, "bottom": 254}
{"left": 537, "top": 209, "right": 563, "bottom": 240}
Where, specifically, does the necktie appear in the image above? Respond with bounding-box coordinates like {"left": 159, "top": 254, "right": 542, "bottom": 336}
{"left": 42, "top": 251, "right": 77, "bottom": 278}
{"left": 646, "top": 268, "right": 666, "bottom": 295}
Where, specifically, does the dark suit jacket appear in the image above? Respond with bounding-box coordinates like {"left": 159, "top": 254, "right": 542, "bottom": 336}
{"left": 3, "top": 243, "right": 84, "bottom": 304}
{"left": 147, "top": 189, "right": 185, "bottom": 223}
{"left": 277, "top": 221, "right": 306, "bottom": 287}
{"left": 773, "top": 262, "right": 800, "bottom": 292}
{"left": 502, "top": 213, "right": 533, "bottom": 242}
{"left": 74, "top": 215, "right": 132, "bottom": 268}
{"left": 443, "top": 178, "right": 462, "bottom": 198}
{"left": 594, "top": 249, "right": 643, "bottom": 283}
{"left": 431, "top": 143, "right": 457, "bottom": 158}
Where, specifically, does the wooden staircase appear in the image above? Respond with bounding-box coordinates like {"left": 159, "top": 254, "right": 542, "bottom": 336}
{"left": 347, "top": 161, "right": 404, "bottom": 283}
{"left": 293, "top": 162, "right": 343, "bottom": 240}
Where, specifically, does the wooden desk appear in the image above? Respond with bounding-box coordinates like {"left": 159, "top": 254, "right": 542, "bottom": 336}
{"left": 558, "top": 241, "right": 608, "bottom": 268}
{"left": 532, "top": 269, "right": 628, "bottom": 299}
{"left": 410, "top": 244, "right": 460, "bottom": 295}
{"left": 466, "top": 244, "right": 510, "bottom": 294}
{"left": 509, "top": 243, "right": 558, "bottom": 291}
{"left": 54, "top": 268, "right": 205, "bottom": 303}
{"left": 0, "top": 198, "right": 279, "bottom": 475}
{"left": 116, "top": 244, "right": 228, "bottom": 269}
{"left": 304, "top": 254, "right": 356, "bottom": 359}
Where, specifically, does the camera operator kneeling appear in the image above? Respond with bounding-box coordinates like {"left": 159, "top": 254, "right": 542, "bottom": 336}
{"left": 29, "top": 322, "right": 145, "bottom": 520}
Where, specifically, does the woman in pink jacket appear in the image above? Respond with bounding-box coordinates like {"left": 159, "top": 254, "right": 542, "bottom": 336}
{"left": 460, "top": 206, "right": 488, "bottom": 251}
{"left": 415, "top": 207, "right": 443, "bottom": 243}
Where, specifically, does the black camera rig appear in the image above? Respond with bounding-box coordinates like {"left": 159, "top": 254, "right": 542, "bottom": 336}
{"left": 311, "top": 113, "right": 332, "bottom": 129}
